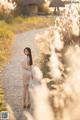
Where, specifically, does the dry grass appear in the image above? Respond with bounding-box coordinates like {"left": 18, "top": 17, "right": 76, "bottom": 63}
{"left": 0, "top": 81, "right": 6, "bottom": 111}
{"left": 0, "top": 22, "right": 14, "bottom": 70}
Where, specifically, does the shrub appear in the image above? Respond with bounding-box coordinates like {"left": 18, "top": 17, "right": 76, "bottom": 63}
{"left": 38, "top": 2, "right": 52, "bottom": 15}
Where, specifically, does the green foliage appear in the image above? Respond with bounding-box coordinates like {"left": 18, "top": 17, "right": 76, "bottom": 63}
{"left": 14, "top": 16, "right": 26, "bottom": 23}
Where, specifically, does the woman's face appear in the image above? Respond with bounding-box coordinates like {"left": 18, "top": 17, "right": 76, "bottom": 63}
{"left": 24, "top": 49, "right": 29, "bottom": 56}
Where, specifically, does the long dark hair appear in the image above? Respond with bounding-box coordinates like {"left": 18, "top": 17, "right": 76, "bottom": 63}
{"left": 24, "top": 47, "right": 33, "bottom": 65}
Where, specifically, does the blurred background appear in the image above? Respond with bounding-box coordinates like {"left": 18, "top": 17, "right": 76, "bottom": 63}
{"left": 0, "top": 0, "right": 80, "bottom": 120}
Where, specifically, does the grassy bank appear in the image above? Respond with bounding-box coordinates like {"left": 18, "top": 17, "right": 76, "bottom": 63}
{"left": 4, "top": 16, "right": 55, "bottom": 33}
{"left": 0, "top": 81, "right": 6, "bottom": 111}
{"left": 0, "top": 25, "right": 14, "bottom": 70}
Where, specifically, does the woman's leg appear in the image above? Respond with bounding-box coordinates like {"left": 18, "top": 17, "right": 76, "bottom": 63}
{"left": 23, "top": 70, "right": 32, "bottom": 108}
{"left": 23, "top": 85, "right": 27, "bottom": 108}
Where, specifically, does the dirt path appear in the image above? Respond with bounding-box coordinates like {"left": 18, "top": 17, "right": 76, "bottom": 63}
{"left": 0, "top": 28, "right": 47, "bottom": 120}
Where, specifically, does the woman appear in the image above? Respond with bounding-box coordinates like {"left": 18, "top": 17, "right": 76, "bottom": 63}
{"left": 21, "top": 47, "right": 33, "bottom": 108}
